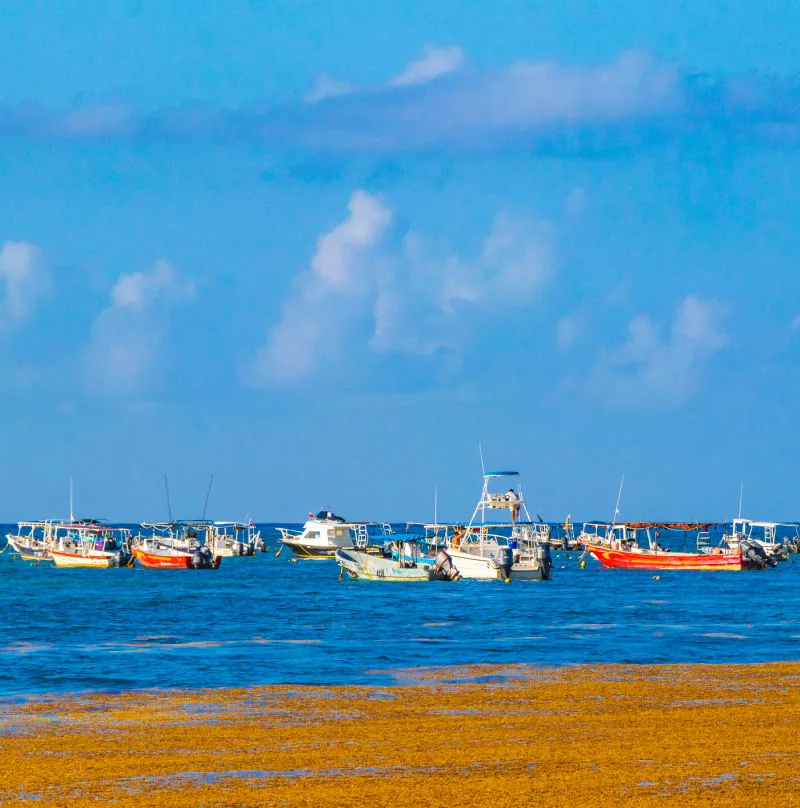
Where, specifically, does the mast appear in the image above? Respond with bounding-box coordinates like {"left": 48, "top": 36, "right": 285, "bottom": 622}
{"left": 164, "top": 474, "right": 173, "bottom": 522}
{"left": 612, "top": 473, "right": 625, "bottom": 525}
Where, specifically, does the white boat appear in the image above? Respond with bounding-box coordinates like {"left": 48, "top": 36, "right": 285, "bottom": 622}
{"left": 208, "top": 521, "right": 263, "bottom": 557}
{"left": 446, "top": 470, "right": 552, "bottom": 581}
{"left": 278, "top": 511, "right": 390, "bottom": 559}
{"left": 722, "top": 519, "right": 797, "bottom": 559}
{"left": 50, "top": 521, "right": 133, "bottom": 568}
{"left": 336, "top": 538, "right": 460, "bottom": 582}
{"left": 6, "top": 521, "right": 56, "bottom": 561}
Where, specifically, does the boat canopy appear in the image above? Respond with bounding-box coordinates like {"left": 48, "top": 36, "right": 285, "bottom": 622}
{"left": 619, "top": 522, "right": 720, "bottom": 531}
{"left": 483, "top": 471, "right": 520, "bottom": 478}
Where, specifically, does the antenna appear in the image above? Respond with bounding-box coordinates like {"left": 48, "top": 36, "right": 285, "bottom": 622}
{"left": 478, "top": 443, "right": 485, "bottom": 476}
{"left": 202, "top": 474, "right": 214, "bottom": 520}
{"left": 738, "top": 482, "right": 743, "bottom": 519}
{"left": 69, "top": 478, "right": 74, "bottom": 522}
{"left": 164, "top": 474, "right": 173, "bottom": 522}
{"left": 612, "top": 473, "right": 625, "bottom": 524}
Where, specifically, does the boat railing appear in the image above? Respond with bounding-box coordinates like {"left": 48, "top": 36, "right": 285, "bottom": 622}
{"left": 353, "top": 524, "right": 370, "bottom": 548}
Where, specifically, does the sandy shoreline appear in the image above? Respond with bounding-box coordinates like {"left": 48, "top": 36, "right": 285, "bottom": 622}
{"left": 2, "top": 662, "right": 799, "bottom": 806}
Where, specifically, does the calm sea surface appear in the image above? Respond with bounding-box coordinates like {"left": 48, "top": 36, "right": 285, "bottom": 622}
{"left": 2, "top": 523, "right": 800, "bottom": 696}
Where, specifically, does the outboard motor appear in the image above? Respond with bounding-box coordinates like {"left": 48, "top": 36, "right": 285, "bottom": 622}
{"left": 491, "top": 547, "right": 514, "bottom": 581}
{"left": 432, "top": 550, "right": 460, "bottom": 581}
{"left": 739, "top": 539, "right": 776, "bottom": 570}
{"left": 191, "top": 549, "right": 205, "bottom": 569}
{"left": 536, "top": 541, "right": 553, "bottom": 581}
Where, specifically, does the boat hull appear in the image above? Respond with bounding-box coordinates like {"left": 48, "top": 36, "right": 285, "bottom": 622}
{"left": 447, "top": 548, "right": 544, "bottom": 580}
{"left": 336, "top": 549, "right": 433, "bottom": 581}
{"left": 282, "top": 540, "right": 338, "bottom": 559}
{"left": 51, "top": 549, "right": 119, "bottom": 569}
{"left": 6, "top": 536, "right": 51, "bottom": 561}
{"left": 586, "top": 544, "right": 745, "bottom": 571}
{"left": 132, "top": 547, "right": 221, "bottom": 570}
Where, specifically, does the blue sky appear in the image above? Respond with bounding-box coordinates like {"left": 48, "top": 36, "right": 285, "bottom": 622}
{"left": 1, "top": 1, "right": 799, "bottom": 522}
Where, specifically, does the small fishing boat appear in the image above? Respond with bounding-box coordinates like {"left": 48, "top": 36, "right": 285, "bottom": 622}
{"left": 131, "top": 522, "right": 221, "bottom": 569}
{"left": 584, "top": 522, "right": 775, "bottom": 571}
{"left": 446, "top": 470, "right": 553, "bottom": 581}
{"left": 277, "top": 512, "right": 391, "bottom": 558}
{"left": 5, "top": 521, "right": 56, "bottom": 561}
{"left": 50, "top": 520, "right": 133, "bottom": 568}
{"left": 336, "top": 537, "right": 460, "bottom": 582}
{"left": 208, "top": 521, "right": 263, "bottom": 557}
{"left": 722, "top": 519, "right": 798, "bottom": 560}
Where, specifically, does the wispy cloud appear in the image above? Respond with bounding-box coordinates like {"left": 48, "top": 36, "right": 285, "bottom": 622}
{"left": 86, "top": 260, "right": 194, "bottom": 393}
{"left": 304, "top": 74, "right": 355, "bottom": 104}
{"left": 591, "top": 295, "right": 727, "bottom": 406}
{"left": 0, "top": 241, "right": 49, "bottom": 328}
{"left": 5, "top": 49, "right": 800, "bottom": 154}
{"left": 387, "top": 45, "right": 465, "bottom": 88}
{"left": 248, "top": 191, "right": 392, "bottom": 386}
{"left": 248, "top": 190, "right": 555, "bottom": 386}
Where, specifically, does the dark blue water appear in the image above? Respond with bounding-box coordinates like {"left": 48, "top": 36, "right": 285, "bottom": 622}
{"left": 2, "top": 523, "right": 800, "bottom": 696}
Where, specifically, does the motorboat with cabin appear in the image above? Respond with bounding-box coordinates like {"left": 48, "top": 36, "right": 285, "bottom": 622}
{"left": 277, "top": 511, "right": 394, "bottom": 559}
{"left": 446, "top": 470, "right": 553, "bottom": 581}
{"left": 131, "top": 521, "right": 221, "bottom": 569}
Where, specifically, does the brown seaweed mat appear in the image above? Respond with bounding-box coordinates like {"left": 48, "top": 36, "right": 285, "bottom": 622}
{"left": 2, "top": 662, "right": 799, "bottom": 806}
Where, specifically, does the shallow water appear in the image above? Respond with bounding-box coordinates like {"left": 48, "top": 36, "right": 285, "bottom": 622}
{"left": 2, "top": 523, "right": 800, "bottom": 695}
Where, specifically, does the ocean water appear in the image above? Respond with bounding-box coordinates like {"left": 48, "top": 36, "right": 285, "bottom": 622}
{"left": 2, "top": 523, "right": 800, "bottom": 696}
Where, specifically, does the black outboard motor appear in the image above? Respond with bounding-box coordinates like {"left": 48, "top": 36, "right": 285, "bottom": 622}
{"left": 536, "top": 542, "right": 553, "bottom": 581}
{"left": 739, "top": 539, "right": 776, "bottom": 570}
{"left": 432, "top": 550, "right": 460, "bottom": 581}
{"left": 492, "top": 547, "right": 514, "bottom": 581}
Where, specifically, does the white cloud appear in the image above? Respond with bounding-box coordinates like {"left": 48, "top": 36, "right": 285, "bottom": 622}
{"left": 248, "top": 191, "right": 392, "bottom": 386}
{"left": 304, "top": 74, "right": 355, "bottom": 104}
{"left": 0, "top": 241, "right": 48, "bottom": 326}
{"left": 556, "top": 314, "right": 585, "bottom": 351}
{"left": 592, "top": 295, "right": 727, "bottom": 406}
{"left": 86, "top": 260, "right": 194, "bottom": 393}
{"left": 388, "top": 45, "right": 465, "bottom": 88}
{"left": 111, "top": 259, "right": 194, "bottom": 309}
{"left": 249, "top": 191, "right": 556, "bottom": 386}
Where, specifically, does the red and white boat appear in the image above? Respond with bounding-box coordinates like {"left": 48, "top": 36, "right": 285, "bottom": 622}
{"left": 585, "top": 543, "right": 746, "bottom": 571}
{"left": 583, "top": 522, "right": 775, "bottom": 571}
{"left": 131, "top": 522, "right": 222, "bottom": 570}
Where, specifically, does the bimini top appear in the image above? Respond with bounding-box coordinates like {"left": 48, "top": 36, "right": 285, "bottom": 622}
{"left": 483, "top": 470, "right": 520, "bottom": 478}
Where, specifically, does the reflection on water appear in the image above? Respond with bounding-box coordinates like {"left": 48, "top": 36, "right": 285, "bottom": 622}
{"left": 2, "top": 524, "right": 800, "bottom": 695}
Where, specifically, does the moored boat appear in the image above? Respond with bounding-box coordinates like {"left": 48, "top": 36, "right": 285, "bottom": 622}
{"left": 445, "top": 470, "right": 553, "bottom": 581}
{"left": 585, "top": 522, "right": 776, "bottom": 571}
{"left": 722, "top": 519, "right": 799, "bottom": 560}
{"left": 336, "top": 537, "right": 460, "bottom": 582}
{"left": 131, "top": 522, "right": 221, "bottom": 569}
{"left": 50, "top": 520, "right": 133, "bottom": 568}
{"left": 277, "top": 512, "right": 392, "bottom": 559}
{"left": 208, "top": 521, "right": 263, "bottom": 557}
{"left": 6, "top": 521, "right": 55, "bottom": 561}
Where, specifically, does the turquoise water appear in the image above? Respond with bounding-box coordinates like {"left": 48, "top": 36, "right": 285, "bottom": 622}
{"left": 2, "top": 523, "right": 800, "bottom": 695}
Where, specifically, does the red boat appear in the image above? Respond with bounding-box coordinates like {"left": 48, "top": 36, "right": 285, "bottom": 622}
{"left": 131, "top": 522, "right": 222, "bottom": 570}
{"left": 585, "top": 543, "right": 746, "bottom": 571}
